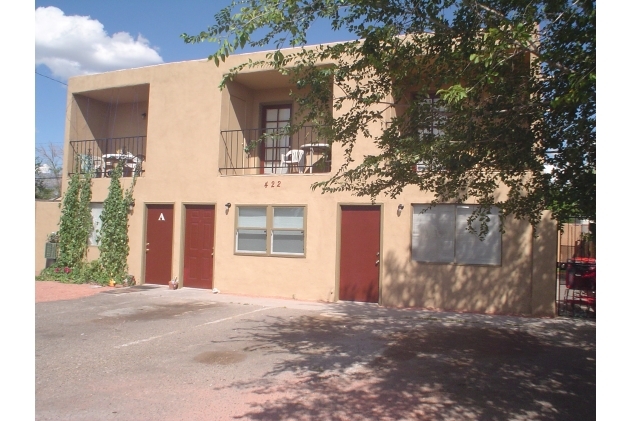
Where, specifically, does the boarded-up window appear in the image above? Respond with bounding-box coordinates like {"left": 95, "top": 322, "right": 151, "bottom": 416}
{"left": 412, "top": 204, "right": 501, "bottom": 265}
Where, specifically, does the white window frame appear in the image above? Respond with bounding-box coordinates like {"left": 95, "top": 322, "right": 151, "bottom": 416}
{"left": 235, "top": 205, "right": 305, "bottom": 256}
{"left": 412, "top": 204, "right": 502, "bottom": 265}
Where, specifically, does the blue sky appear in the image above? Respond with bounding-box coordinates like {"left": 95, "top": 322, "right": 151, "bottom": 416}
{"left": 34, "top": 0, "right": 355, "bottom": 153}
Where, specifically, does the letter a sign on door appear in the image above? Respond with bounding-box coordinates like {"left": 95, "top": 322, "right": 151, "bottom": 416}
{"left": 145, "top": 205, "right": 174, "bottom": 285}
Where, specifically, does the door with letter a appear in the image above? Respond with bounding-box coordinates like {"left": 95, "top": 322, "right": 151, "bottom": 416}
{"left": 144, "top": 205, "right": 174, "bottom": 285}
{"left": 339, "top": 205, "right": 381, "bottom": 303}
{"left": 183, "top": 205, "right": 215, "bottom": 289}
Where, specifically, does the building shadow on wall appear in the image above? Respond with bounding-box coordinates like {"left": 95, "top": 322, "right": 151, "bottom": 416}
{"left": 381, "top": 248, "right": 533, "bottom": 314}
{"left": 381, "top": 216, "right": 557, "bottom": 316}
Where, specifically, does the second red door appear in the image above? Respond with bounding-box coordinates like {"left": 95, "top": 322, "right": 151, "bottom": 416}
{"left": 339, "top": 205, "right": 381, "bottom": 303}
{"left": 183, "top": 205, "right": 215, "bottom": 289}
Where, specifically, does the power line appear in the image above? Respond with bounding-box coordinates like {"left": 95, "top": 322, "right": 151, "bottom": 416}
{"left": 35, "top": 71, "right": 67, "bottom": 86}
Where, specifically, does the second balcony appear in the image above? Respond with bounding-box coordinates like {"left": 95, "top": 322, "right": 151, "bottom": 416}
{"left": 219, "top": 126, "right": 331, "bottom": 176}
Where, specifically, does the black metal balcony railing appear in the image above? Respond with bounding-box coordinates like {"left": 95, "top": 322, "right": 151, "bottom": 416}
{"left": 69, "top": 136, "right": 147, "bottom": 178}
{"left": 219, "top": 126, "right": 331, "bottom": 176}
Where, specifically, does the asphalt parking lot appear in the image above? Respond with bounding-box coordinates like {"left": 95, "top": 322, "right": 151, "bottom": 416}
{"left": 36, "top": 284, "right": 595, "bottom": 421}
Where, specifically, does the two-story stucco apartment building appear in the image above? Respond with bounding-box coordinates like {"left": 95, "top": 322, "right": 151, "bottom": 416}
{"left": 34, "top": 45, "right": 557, "bottom": 316}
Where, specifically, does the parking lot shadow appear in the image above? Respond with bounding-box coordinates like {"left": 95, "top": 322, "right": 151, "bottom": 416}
{"left": 223, "top": 307, "right": 595, "bottom": 421}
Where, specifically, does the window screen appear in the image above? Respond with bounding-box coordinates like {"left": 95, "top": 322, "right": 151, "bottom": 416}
{"left": 236, "top": 207, "right": 267, "bottom": 253}
{"left": 412, "top": 204, "right": 455, "bottom": 263}
{"left": 272, "top": 207, "right": 304, "bottom": 254}
{"left": 455, "top": 206, "right": 501, "bottom": 265}
{"left": 235, "top": 206, "right": 305, "bottom": 256}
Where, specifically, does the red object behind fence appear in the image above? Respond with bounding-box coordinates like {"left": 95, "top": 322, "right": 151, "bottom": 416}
{"left": 564, "top": 259, "right": 596, "bottom": 315}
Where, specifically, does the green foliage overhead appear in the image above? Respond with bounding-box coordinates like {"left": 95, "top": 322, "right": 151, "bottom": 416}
{"left": 183, "top": 0, "right": 595, "bottom": 228}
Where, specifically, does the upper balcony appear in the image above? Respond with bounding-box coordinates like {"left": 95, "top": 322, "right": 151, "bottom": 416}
{"left": 67, "top": 83, "right": 149, "bottom": 178}
{"left": 219, "top": 67, "right": 333, "bottom": 176}
{"left": 220, "top": 126, "right": 331, "bottom": 176}
{"left": 69, "top": 136, "right": 147, "bottom": 178}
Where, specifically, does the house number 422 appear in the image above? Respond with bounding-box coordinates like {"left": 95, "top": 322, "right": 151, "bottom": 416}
{"left": 264, "top": 181, "right": 281, "bottom": 188}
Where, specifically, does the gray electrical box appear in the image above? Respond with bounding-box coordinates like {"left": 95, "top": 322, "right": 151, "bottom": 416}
{"left": 45, "top": 242, "right": 58, "bottom": 260}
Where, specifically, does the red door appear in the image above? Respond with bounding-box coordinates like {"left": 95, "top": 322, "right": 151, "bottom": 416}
{"left": 339, "top": 205, "right": 381, "bottom": 303}
{"left": 144, "top": 205, "right": 174, "bottom": 285}
{"left": 183, "top": 205, "right": 215, "bottom": 289}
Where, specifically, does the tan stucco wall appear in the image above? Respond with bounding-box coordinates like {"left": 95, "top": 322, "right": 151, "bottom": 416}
{"left": 35, "top": 200, "right": 61, "bottom": 275}
{"left": 366, "top": 181, "right": 549, "bottom": 315}
{"left": 531, "top": 210, "right": 558, "bottom": 316}
{"left": 72, "top": 94, "right": 148, "bottom": 141}
{"left": 33, "top": 48, "right": 558, "bottom": 316}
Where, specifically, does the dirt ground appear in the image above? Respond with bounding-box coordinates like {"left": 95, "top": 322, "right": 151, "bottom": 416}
{"left": 35, "top": 280, "right": 116, "bottom": 303}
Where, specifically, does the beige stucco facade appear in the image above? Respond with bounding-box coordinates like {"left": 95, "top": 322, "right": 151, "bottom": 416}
{"left": 35, "top": 200, "right": 61, "bottom": 275}
{"left": 34, "top": 46, "right": 557, "bottom": 316}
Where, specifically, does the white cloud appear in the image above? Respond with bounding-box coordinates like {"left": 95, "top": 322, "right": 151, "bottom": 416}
{"left": 35, "top": 6, "right": 163, "bottom": 80}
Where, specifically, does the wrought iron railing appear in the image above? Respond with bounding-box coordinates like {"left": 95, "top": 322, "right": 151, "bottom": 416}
{"left": 69, "top": 136, "right": 147, "bottom": 178}
{"left": 556, "top": 218, "right": 596, "bottom": 318}
{"left": 219, "top": 126, "right": 331, "bottom": 175}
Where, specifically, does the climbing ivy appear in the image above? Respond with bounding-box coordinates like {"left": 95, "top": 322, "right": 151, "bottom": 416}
{"left": 56, "top": 173, "right": 93, "bottom": 267}
{"left": 77, "top": 171, "right": 93, "bottom": 259}
{"left": 98, "top": 163, "right": 136, "bottom": 284}
{"left": 38, "top": 163, "right": 136, "bottom": 286}
{"left": 38, "top": 172, "right": 94, "bottom": 283}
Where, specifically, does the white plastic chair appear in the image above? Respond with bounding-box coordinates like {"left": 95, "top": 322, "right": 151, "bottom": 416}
{"left": 274, "top": 154, "right": 289, "bottom": 174}
{"left": 284, "top": 149, "right": 305, "bottom": 173}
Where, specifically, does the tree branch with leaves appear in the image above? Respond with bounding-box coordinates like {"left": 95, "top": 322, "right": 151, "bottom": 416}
{"left": 183, "top": 0, "right": 595, "bottom": 230}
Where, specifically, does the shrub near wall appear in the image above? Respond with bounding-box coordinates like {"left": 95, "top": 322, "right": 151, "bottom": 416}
{"left": 37, "top": 163, "right": 136, "bottom": 285}
{"left": 37, "top": 173, "right": 97, "bottom": 283}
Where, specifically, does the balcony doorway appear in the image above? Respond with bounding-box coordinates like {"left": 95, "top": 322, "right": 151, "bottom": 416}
{"left": 261, "top": 104, "right": 291, "bottom": 174}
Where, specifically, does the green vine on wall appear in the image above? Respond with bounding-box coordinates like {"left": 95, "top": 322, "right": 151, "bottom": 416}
{"left": 78, "top": 171, "right": 93, "bottom": 258}
{"left": 56, "top": 173, "right": 93, "bottom": 267}
{"left": 98, "top": 162, "right": 137, "bottom": 284}
{"left": 38, "top": 162, "right": 136, "bottom": 286}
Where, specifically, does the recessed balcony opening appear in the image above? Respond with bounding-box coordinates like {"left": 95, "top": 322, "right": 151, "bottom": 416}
{"left": 68, "top": 84, "right": 149, "bottom": 178}
{"left": 219, "top": 70, "right": 333, "bottom": 176}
